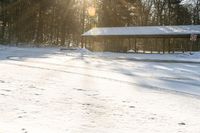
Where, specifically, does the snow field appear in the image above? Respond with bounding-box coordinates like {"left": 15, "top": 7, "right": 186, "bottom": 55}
{"left": 0, "top": 45, "right": 200, "bottom": 133}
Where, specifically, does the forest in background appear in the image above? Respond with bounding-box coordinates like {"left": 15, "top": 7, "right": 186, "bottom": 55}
{"left": 0, "top": 0, "right": 200, "bottom": 47}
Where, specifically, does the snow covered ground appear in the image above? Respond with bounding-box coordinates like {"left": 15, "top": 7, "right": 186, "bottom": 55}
{"left": 0, "top": 45, "right": 200, "bottom": 133}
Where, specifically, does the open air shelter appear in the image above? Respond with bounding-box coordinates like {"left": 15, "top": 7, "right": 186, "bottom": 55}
{"left": 82, "top": 25, "right": 200, "bottom": 53}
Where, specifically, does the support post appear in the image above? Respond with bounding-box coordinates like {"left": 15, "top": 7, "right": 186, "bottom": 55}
{"left": 143, "top": 38, "right": 146, "bottom": 53}
{"left": 181, "top": 39, "right": 185, "bottom": 53}
{"left": 172, "top": 38, "right": 175, "bottom": 54}
{"left": 88, "top": 38, "right": 91, "bottom": 49}
{"left": 81, "top": 37, "right": 84, "bottom": 48}
{"left": 85, "top": 38, "right": 87, "bottom": 48}
{"left": 168, "top": 38, "right": 171, "bottom": 53}
{"left": 182, "top": 44, "right": 185, "bottom": 53}
{"left": 190, "top": 41, "right": 194, "bottom": 55}
{"left": 156, "top": 38, "right": 160, "bottom": 54}
{"left": 92, "top": 37, "right": 95, "bottom": 51}
{"left": 151, "top": 39, "right": 153, "bottom": 54}
{"left": 163, "top": 38, "right": 165, "bottom": 54}
{"left": 134, "top": 38, "right": 137, "bottom": 53}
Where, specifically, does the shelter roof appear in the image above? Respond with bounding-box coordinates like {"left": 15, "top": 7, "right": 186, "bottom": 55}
{"left": 82, "top": 25, "right": 200, "bottom": 37}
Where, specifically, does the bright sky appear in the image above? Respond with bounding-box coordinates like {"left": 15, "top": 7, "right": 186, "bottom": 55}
{"left": 181, "top": 0, "right": 196, "bottom": 5}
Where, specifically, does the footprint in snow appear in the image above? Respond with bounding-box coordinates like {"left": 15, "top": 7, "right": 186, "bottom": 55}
{"left": 2, "top": 89, "right": 11, "bottom": 92}
{"left": 34, "top": 93, "right": 41, "bottom": 96}
{"left": 148, "top": 117, "right": 156, "bottom": 120}
{"left": 18, "top": 116, "right": 23, "bottom": 118}
{"left": 0, "top": 80, "right": 5, "bottom": 83}
{"left": 73, "top": 88, "right": 87, "bottom": 92}
{"left": 29, "top": 85, "right": 36, "bottom": 88}
{"left": 129, "top": 106, "right": 135, "bottom": 108}
{"left": 21, "top": 128, "right": 28, "bottom": 133}
{"left": 178, "top": 122, "right": 186, "bottom": 126}
{"left": 29, "top": 85, "right": 44, "bottom": 91}
{"left": 82, "top": 103, "right": 91, "bottom": 106}
{"left": 0, "top": 93, "right": 8, "bottom": 96}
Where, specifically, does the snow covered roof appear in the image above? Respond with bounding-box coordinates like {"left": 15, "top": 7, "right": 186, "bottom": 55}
{"left": 82, "top": 25, "right": 200, "bottom": 37}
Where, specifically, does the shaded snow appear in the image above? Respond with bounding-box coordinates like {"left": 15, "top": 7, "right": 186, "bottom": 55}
{"left": 0, "top": 45, "right": 200, "bottom": 133}
{"left": 66, "top": 48, "right": 200, "bottom": 63}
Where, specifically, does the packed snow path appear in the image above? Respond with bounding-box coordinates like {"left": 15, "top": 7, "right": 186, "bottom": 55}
{"left": 0, "top": 46, "right": 200, "bottom": 133}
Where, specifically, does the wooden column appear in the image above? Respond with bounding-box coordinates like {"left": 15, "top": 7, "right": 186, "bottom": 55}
{"left": 156, "top": 38, "right": 160, "bottom": 54}
{"left": 92, "top": 37, "right": 95, "bottom": 50}
{"left": 84, "top": 37, "right": 86, "bottom": 48}
{"left": 172, "top": 38, "right": 175, "bottom": 54}
{"left": 143, "top": 38, "right": 146, "bottom": 54}
{"left": 168, "top": 38, "right": 171, "bottom": 53}
{"left": 128, "top": 38, "right": 131, "bottom": 50}
{"left": 85, "top": 38, "right": 87, "bottom": 48}
{"left": 181, "top": 39, "right": 185, "bottom": 53}
{"left": 103, "top": 39, "right": 106, "bottom": 51}
{"left": 182, "top": 39, "right": 184, "bottom": 53}
{"left": 89, "top": 38, "right": 92, "bottom": 49}
{"left": 81, "top": 37, "right": 84, "bottom": 48}
{"left": 185, "top": 39, "right": 188, "bottom": 52}
{"left": 86, "top": 38, "right": 89, "bottom": 49}
{"left": 151, "top": 39, "right": 153, "bottom": 54}
{"left": 134, "top": 38, "right": 137, "bottom": 53}
{"left": 163, "top": 38, "right": 165, "bottom": 54}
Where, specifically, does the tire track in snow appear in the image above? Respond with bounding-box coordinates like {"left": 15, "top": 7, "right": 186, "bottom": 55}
{"left": 6, "top": 56, "right": 200, "bottom": 82}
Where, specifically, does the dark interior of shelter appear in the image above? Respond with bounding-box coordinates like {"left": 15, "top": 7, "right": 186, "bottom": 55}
{"left": 84, "top": 37, "right": 200, "bottom": 53}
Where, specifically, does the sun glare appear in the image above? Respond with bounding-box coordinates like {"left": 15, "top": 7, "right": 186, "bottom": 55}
{"left": 87, "top": 6, "right": 96, "bottom": 17}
